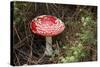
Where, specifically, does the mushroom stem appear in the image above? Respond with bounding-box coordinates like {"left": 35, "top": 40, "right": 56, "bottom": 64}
{"left": 45, "top": 37, "right": 53, "bottom": 56}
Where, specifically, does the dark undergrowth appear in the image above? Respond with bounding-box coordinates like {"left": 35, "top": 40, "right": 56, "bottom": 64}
{"left": 11, "top": 1, "right": 97, "bottom": 66}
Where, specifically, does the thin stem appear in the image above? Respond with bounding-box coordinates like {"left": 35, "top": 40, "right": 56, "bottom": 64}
{"left": 45, "top": 37, "right": 53, "bottom": 56}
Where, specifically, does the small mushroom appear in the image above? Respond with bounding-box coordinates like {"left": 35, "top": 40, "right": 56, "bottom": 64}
{"left": 30, "top": 15, "right": 65, "bottom": 56}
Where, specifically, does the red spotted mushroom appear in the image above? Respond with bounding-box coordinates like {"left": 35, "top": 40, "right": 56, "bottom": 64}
{"left": 30, "top": 15, "right": 65, "bottom": 56}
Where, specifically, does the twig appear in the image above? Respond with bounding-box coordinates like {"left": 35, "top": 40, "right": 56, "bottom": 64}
{"left": 56, "top": 41, "right": 60, "bottom": 55}
{"left": 15, "top": 48, "right": 37, "bottom": 64}
{"left": 50, "top": 4, "right": 59, "bottom": 16}
{"left": 36, "top": 51, "right": 46, "bottom": 64}
{"left": 34, "top": 3, "right": 37, "bottom": 12}
{"left": 15, "top": 52, "right": 21, "bottom": 65}
{"left": 13, "top": 23, "right": 21, "bottom": 41}
{"left": 83, "top": 45, "right": 97, "bottom": 52}
{"left": 46, "top": 3, "right": 50, "bottom": 14}
{"left": 27, "top": 41, "right": 33, "bottom": 64}
{"left": 13, "top": 34, "right": 32, "bottom": 49}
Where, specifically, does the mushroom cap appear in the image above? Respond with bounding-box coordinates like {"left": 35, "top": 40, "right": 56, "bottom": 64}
{"left": 30, "top": 15, "right": 65, "bottom": 37}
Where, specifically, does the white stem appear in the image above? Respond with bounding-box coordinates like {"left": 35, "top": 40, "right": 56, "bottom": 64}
{"left": 45, "top": 37, "right": 53, "bottom": 56}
